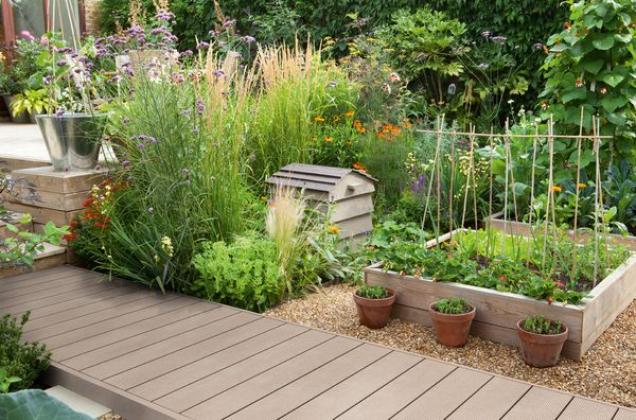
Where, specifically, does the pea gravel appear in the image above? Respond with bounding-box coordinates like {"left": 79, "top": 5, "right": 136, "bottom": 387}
{"left": 265, "top": 283, "right": 636, "bottom": 408}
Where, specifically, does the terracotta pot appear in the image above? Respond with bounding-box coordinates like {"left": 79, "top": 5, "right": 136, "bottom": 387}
{"left": 516, "top": 319, "right": 568, "bottom": 368}
{"left": 429, "top": 302, "right": 476, "bottom": 347}
{"left": 353, "top": 288, "right": 396, "bottom": 329}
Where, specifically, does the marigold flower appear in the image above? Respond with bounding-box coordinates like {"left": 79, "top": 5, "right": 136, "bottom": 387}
{"left": 314, "top": 115, "right": 325, "bottom": 123}
{"left": 344, "top": 110, "right": 355, "bottom": 118}
{"left": 551, "top": 185, "right": 562, "bottom": 193}
{"left": 324, "top": 136, "right": 333, "bottom": 142}
{"left": 577, "top": 182, "right": 587, "bottom": 190}
{"left": 327, "top": 225, "right": 341, "bottom": 234}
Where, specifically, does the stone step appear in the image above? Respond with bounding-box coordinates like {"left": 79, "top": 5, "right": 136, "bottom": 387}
{"left": 45, "top": 385, "right": 113, "bottom": 419}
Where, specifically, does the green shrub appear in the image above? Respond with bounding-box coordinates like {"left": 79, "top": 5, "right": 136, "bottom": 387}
{"left": 191, "top": 237, "right": 285, "bottom": 312}
{"left": 0, "top": 313, "right": 50, "bottom": 392}
{"left": 356, "top": 285, "right": 390, "bottom": 299}
{"left": 433, "top": 297, "right": 471, "bottom": 315}
{"left": 540, "top": 0, "right": 636, "bottom": 160}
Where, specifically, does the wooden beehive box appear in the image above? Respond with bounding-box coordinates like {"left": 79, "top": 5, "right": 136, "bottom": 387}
{"left": 266, "top": 163, "right": 376, "bottom": 239}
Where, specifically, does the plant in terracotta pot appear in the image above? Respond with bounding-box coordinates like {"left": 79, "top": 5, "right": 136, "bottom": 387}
{"left": 353, "top": 285, "right": 396, "bottom": 329}
{"left": 429, "top": 297, "right": 475, "bottom": 347}
{"left": 517, "top": 315, "right": 568, "bottom": 368}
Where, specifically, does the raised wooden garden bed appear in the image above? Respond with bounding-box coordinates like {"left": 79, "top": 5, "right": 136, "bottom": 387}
{"left": 363, "top": 231, "right": 636, "bottom": 360}
{"left": 486, "top": 211, "right": 636, "bottom": 251}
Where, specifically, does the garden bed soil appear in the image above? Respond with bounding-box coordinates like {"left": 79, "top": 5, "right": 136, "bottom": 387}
{"left": 363, "top": 230, "right": 636, "bottom": 360}
{"left": 486, "top": 211, "right": 636, "bottom": 251}
{"left": 264, "top": 284, "right": 636, "bottom": 408}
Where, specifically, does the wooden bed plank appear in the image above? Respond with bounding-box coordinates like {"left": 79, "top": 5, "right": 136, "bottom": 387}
{"left": 447, "top": 376, "right": 530, "bottom": 419}
{"left": 154, "top": 330, "right": 333, "bottom": 413}
{"left": 229, "top": 344, "right": 390, "bottom": 419}
{"left": 183, "top": 336, "right": 360, "bottom": 420}
{"left": 58, "top": 303, "right": 229, "bottom": 365}
{"left": 390, "top": 368, "right": 492, "bottom": 420}
{"left": 502, "top": 386, "right": 573, "bottom": 420}
{"left": 130, "top": 323, "right": 307, "bottom": 401}
{"left": 338, "top": 359, "right": 456, "bottom": 420}
{"left": 283, "top": 351, "right": 420, "bottom": 420}
{"left": 614, "top": 408, "right": 636, "bottom": 420}
{"left": 0, "top": 265, "right": 86, "bottom": 290}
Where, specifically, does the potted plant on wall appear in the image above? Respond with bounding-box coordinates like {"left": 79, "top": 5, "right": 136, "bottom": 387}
{"left": 517, "top": 315, "right": 568, "bottom": 367}
{"left": 353, "top": 285, "right": 396, "bottom": 329}
{"left": 429, "top": 297, "right": 476, "bottom": 347}
{"left": 35, "top": 33, "right": 109, "bottom": 171}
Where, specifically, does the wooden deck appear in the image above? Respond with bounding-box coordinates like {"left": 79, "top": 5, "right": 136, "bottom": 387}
{"left": 1, "top": 265, "right": 635, "bottom": 420}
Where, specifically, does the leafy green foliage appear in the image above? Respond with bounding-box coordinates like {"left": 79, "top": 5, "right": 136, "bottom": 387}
{"left": 356, "top": 285, "right": 390, "bottom": 299}
{"left": 191, "top": 237, "right": 285, "bottom": 312}
{"left": 0, "top": 389, "right": 91, "bottom": 419}
{"left": 540, "top": 0, "right": 636, "bottom": 158}
{"left": 0, "top": 370, "right": 21, "bottom": 394}
{"left": 521, "top": 315, "right": 565, "bottom": 335}
{"left": 0, "top": 313, "right": 50, "bottom": 392}
{"left": 433, "top": 297, "right": 471, "bottom": 315}
{"left": 0, "top": 215, "right": 67, "bottom": 268}
{"left": 378, "top": 229, "right": 629, "bottom": 304}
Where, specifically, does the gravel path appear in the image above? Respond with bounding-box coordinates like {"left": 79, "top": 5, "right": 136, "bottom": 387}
{"left": 265, "top": 284, "right": 636, "bottom": 408}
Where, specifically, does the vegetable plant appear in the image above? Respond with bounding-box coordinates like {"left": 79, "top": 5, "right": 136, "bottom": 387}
{"left": 433, "top": 297, "right": 471, "bottom": 314}
{"left": 521, "top": 315, "right": 565, "bottom": 335}
{"left": 356, "top": 285, "right": 390, "bottom": 299}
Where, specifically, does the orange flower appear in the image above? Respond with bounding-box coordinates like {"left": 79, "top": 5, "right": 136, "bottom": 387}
{"left": 327, "top": 225, "right": 341, "bottom": 234}
{"left": 314, "top": 115, "right": 325, "bottom": 123}
{"left": 353, "top": 162, "right": 367, "bottom": 172}
{"left": 344, "top": 110, "right": 355, "bottom": 118}
{"left": 324, "top": 136, "right": 333, "bottom": 142}
{"left": 551, "top": 185, "right": 562, "bottom": 193}
{"left": 353, "top": 120, "right": 366, "bottom": 134}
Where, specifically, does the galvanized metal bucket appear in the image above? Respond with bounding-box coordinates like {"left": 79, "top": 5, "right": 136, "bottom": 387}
{"left": 35, "top": 113, "right": 107, "bottom": 171}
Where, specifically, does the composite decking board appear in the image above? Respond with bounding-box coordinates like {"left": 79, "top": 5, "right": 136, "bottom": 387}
{"left": 447, "top": 376, "right": 531, "bottom": 419}
{"left": 389, "top": 367, "right": 492, "bottom": 420}
{"left": 22, "top": 293, "right": 181, "bottom": 341}
{"left": 183, "top": 336, "right": 361, "bottom": 420}
{"left": 0, "top": 275, "right": 126, "bottom": 310}
{"left": 337, "top": 359, "right": 456, "bottom": 420}
{"left": 57, "top": 302, "right": 227, "bottom": 365}
{"left": 502, "top": 386, "right": 573, "bottom": 420}
{"left": 18, "top": 286, "right": 150, "bottom": 331}
{"left": 0, "top": 267, "right": 631, "bottom": 420}
{"left": 37, "top": 295, "right": 186, "bottom": 349}
{"left": 102, "top": 315, "right": 280, "bottom": 389}
{"left": 282, "top": 351, "right": 421, "bottom": 420}
{"left": 0, "top": 266, "right": 88, "bottom": 291}
{"left": 11, "top": 285, "right": 133, "bottom": 319}
{"left": 131, "top": 323, "right": 308, "bottom": 401}
{"left": 155, "top": 330, "right": 334, "bottom": 413}
{"left": 615, "top": 408, "right": 636, "bottom": 420}
{"left": 558, "top": 397, "right": 619, "bottom": 419}
{"left": 228, "top": 344, "right": 391, "bottom": 420}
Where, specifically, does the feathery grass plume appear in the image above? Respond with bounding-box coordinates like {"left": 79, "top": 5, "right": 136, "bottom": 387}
{"left": 266, "top": 186, "right": 306, "bottom": 293}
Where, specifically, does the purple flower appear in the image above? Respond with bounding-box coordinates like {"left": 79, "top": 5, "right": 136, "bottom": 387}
{"left": 122, "top": 160, "right": 131, "bottom": 168}
{"left": 491, "top": 35, "right": 508, "bottom": 44}
{"left": 212, "top": 69, "right": 225, "bottom": 78}
{"left": 412, "top": 175, "right": 426, "bottom": 194}
{"left": 241, "top": 36, "right": 256, "bottom": 44}
{"left": 180, "top": 50, "right": 193, "bottom": 58}
{"left": 54, "top": 108, "right": 65, "bottom": 118}
{"left": 171, "top": 72, "right": 184, "bottom": 84}
{"left": 43, "top": 75, "right": 53, "bottom": 85}
{"left": 223, "top": 19, "right": 236, "bottom": 28}
{"left": 481, "top": 31, "right": 492, "bottom": 39}
{"left": 20, "top": 30, "right": 35, "bottom": 41}
{"left": 56, "top": 59, "right": 67, "bottom": 67}
{"left": 197, "top": 41, "right": 210, "bottom": 49}
{"left": 209, "top": 30, "right": 217, "bottom": 37}
{"left": 195, "top": 98, "right": 205, "bottom": 115}
{"left": 155, "top": 9, "right": 175, "bottom": 21}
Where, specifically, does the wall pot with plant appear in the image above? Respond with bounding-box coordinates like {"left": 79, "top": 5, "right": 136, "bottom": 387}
{"left": 429, "top": 297, "right": 476, "bottom": 347}
{"left": 353, "top": 285, "right": 396, "bottom": 329}
{"left": 517, "top": 316, "right": 568, "bottom": 368}
{"left": 35, "top": 113, "right": 107, "bottom": 171}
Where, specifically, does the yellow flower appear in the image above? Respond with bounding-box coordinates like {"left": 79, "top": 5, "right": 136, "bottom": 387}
{"left": 577, "top": 182, "right": 587, "bottom": 190}
{"left": 344, "top": 110, "right": 355, "bottom": 118}
{"left": 314, "top": 115, "right": 325, "bottom": 123}
{"left": 551, "top": 185, "right": 562, "bottom": 193}
{"left": 324, "top": 136, "right": 333, "bottom": 142}
{"left": 327, "top": 225, "right": 341, "bottom": 235}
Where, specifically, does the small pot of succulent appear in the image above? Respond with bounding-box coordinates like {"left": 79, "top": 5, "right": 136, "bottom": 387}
{"left": 353, "top": 285, "right": 396, "bottom": 329}
{"left": 429, "top": 297, "right": 476, "bottom": 347}
{"left": 516, "top": 315, "right": 568, "bottom": 368}
{"left": 35, "top": 33, "right": 110, "bottom": 171}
